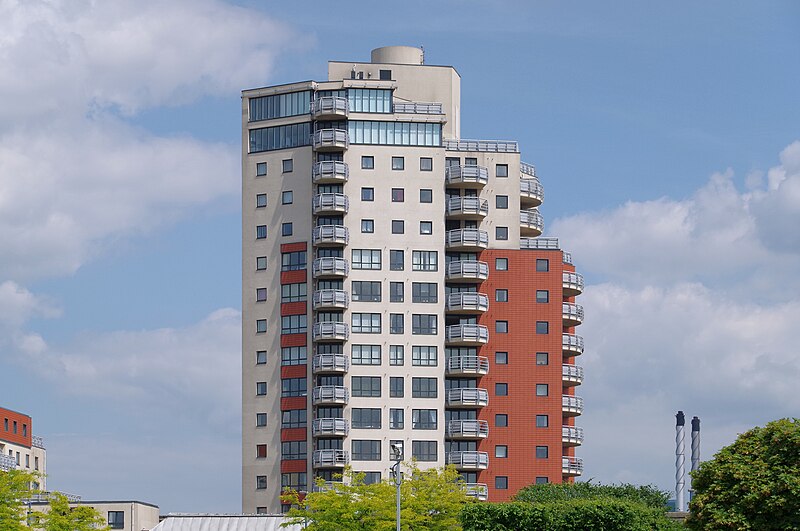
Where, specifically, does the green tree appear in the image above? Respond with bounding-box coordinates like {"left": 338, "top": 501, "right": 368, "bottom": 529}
{"left": 30, "top": 492, "right": 109, "bottom": 531}
{"left": 686, "top": 417, "right": 800, "bottom": 531}
{"left": 0, "top": 469, "right": 38, "bottom": 531}
{"left": 282, "top": 464, "right": 471, "bottom": 530}
{"left": 514, "top": 481, "right": 670, "bottom": 509}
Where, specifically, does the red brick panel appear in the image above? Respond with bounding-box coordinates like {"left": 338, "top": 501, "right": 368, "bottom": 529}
{"left": 281, "top": 334, "right": 307, "bottom": 348}
{"left": 280, "top": 428, "right": 308, "bottom": 442}
{"left": 280, "top": 270, "right": 307, "bottom": 285}
{"left": 280, "top": 242, "right": 308, "bottom": 253}
{"left": 280, "top": 458, "right": 307, "bottom": 473}
{"left": 281, "top": 302, "right": 307, "bottom": 316}
{"left": 281, "top": 397, "right": 308, "bottom": 411}
{"left": 0, "top": 407, "right": 32, "bottom": 447}
{"left": 281, "top": 365, "right": 307, "bottom": 379}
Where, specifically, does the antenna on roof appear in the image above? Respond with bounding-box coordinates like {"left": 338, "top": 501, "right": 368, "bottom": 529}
{"left": 420, "top": 45, "right": 425, "bottom": 65}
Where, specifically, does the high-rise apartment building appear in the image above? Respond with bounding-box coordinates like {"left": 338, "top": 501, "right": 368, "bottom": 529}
{"left": 242, "top": 46, "right": 584, "bottom": 514}
{"left": 1, "top": 406, "right": 47, "bottom": 490}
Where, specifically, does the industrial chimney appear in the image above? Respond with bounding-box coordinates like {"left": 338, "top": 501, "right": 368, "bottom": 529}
{"left": 689, "top": 416, "right": 700, "bottom": 502}
{"left": 675, "top": 411, "right": 686, "bottom": 511}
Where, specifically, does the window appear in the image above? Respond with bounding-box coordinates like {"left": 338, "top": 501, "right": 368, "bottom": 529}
{"left": 495, "top": 476, "right": 508, "bottom": 489}
{"left": 352, "top": 249, "right": 381, "bottom": 270}
{"left": 361, "top": 219, "right": 374, "bottom": 233}
{"left": 389, "top": 250, "right": 404, "bottom": 271}
{"left": 364, "top": 472, "right": 381, "bottom": 485}
{"left": 412, "top": 346, "right": 438, "bottom": 366}
{"left": 536, "top": 352, "right": 549, "bottom": 366}
{"left": 495, "top": 445, "right": 508, "bottom": 458}
{"left": 420, "top": 189, "right": 433, "bottom": 203}
{"left": 392, "top": 156, "right": 405, "bottom": 170}
{"left": 412, "top": 283, "right": 438, "bottom": 303}
{"left": 380, "top": 69, "right": 392, "bottom": 80}
{"left": 249, "top": 91, "right": 311, "bottom": 121}
{"left": 535, "top": 289, "right": 550, "bottom": 303}
{"left": 281, "top": 251, "right": 307, "bottom": 271}
{"left": 536, "top": 259, "right": 549, "bottom": 272}
{"left": 495, "top": 414, "right": 508, "bottom": 427}
{"left": 282, "top": 409, "right": 307, "bottom": 428}
{"left": 352, "top": 408, "right": 381, "bottom": 429}
{"left": 352, "top": 281, "right": 381, "bottom": 302}
{"left": 256, "top": 413, "right": 267, "bottom": 427}
{"left": 256, "top": 162, "right": 267, "bottom": 176}
{"left": 412, "top": 251, "right": 438, "bottom": 271}
{"left": 496, "top": 195, "right": 508, "bottom": 209}
{"left": 256, "top": 194, "right": 267, "bottom": 208}
{"left": 536, "top": 384, "right": 549, "bottom": 396}
{"left": 282, "top": 191, "right": 293, "bottom": 204}
{"left": 391, "top": 188, "right": 405, "bottom": 202}
{"left": 361, "top": 187, "right": 374, "bottom": 201}
{"left": 257, "top": 444, "right": 267, "bottom": 458}
{"left": 256, "top": 319, "right": 267, "bottom": 333}
{"left": 412, "top": 315, "right": 437, "bottom": 335}
{"left": 282, "top": 377, "right": 307, "bottom": 397}
{"left": 536, "top": 415, "right": 549, "bottom": 428}
{"left": 282, "top": 223, "right": 293, "bottom": 237}
{"left": 536, "top": 321, "right": 549, "bottom": 334}
{"left": 362, "top": 156, "right": 375, "bottom": 169}
{"left": 495, "top": 351, "right": 508, "bottom": 364}
{"left": 536, "top": 445, "right": 549, "bottom": 459}
{"left": 352, "top": 440, "right": 381, "bottom": 461}
{"left": 495, "top": 258, "right": 508, "bottom": 271}
{"left": 495, "top": 289, "right": 508, "bottom": 302}
{"left": 496, "top": 227, "right": 508, "bottom": 240}
{"left": 389, "top": 314, "right": 404, "bottom": 334}
{"left": 282, "top": 159, "right": 293, "bottom": 173}
{"left": 389, "top": 282, "right": 404, "bottom": 302}
{"left": 412, "top": 441, "right": 438, "bottom": 461}
{"left": 389, "top": 345, "right": 404, "bottom": 366}
{"left": 496, "top": 164, "right": 508, "bottom": 177}
{"left": 392, "top": 220, "right": 405, "bottom": 234}
{"left": 352, "top": 313, "right": 381, "bottom": 333}
{"left": 352, "top": 344, "right": 381, "bottom": 365}
{"left": 281, "top": 472, "right": 307, "bottom": 492}
{"left": 256, "top": 382, "right": 267, "bottom": 395}
{"left": 256, "top": 475, "right": 268, "bottom": 489}
{"left": 412, "top": 378, "right": 438, "bottom": 398}
{"left": 420, "top": 157, "right": 433, "bottom": 171}
{"left": 495, "top": 383, "right": 508, "bottom": 396}
{"left": 257, "top": 350, "right": 267, "bottom": 364}
{"left": 256, "top": 288, "right": 267, "bottom": 302}
{"left": 465, "top": 157, "right": 477, "bottom": 166}
{"left": 249, "top": 122, "right": 312, "bottom": 153}
{"left": 412, "top": 409, "right": 438, "bottom": 429}
{"left": 108, "top": 511, "right": 125, "bottom": 529}
{"left": 420, "top": 221, "right": 433, "bottom": 235}
{"left": 536, "top": 477, "right": 549, "bottom": 485}
{"left": 281, "top": 282, "right": 307, "bottom": 302}
{"left": 281, "top": 440, "right": 307, "bottom": 460}
{"left": 389, "top": 409, "right": 404, "bottom": 429}
{"left": 256, "top": 225, "right": 267, "bottom": 239}
{"left": 256, "top": 256, "right": 267, "bottom": 270}
{"left": 495, "top": 320, "right": 508, "bottom": 333}
{"left": 350, "top": 121, "right": 442, "bottom": 146}
{"left": 390, "top": 376, "right": 404, "bottom": 398}
{"left": 390, "top": 440, "right": 405, "bottom": 460}
{"left": 352, "top": 376, "right": 381, "bottom": 397}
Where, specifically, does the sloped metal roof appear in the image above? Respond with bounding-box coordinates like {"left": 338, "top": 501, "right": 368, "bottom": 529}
{"left": 151, "top": 514, "right": 303, "bottom": 531}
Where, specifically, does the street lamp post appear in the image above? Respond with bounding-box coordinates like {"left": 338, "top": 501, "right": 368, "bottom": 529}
{"left": 390, "top": 444, "right": 402, "bottom": 531}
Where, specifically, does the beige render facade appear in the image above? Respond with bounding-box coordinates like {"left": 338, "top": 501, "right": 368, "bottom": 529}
{"left": 242, "top": 47, "right": 584, "bottom": 513}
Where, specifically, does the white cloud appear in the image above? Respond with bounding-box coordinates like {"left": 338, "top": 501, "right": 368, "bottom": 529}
{"left": 750, "top": 141, "right": 800, "bottom": 253}
{"left": 0, "top": 280, "right": 59, "bottom": 330}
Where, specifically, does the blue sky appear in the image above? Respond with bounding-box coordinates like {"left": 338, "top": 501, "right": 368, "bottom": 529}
{"left": 1, "top": 0, "right": 799, "bottom": 513}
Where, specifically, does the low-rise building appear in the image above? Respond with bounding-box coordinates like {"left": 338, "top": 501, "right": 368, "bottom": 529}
{"left": 0, "top": 406, "right": 47, "bottom": 490}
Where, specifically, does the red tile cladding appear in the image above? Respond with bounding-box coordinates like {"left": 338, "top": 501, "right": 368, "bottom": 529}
{"left": 281, "top": 242, "right": 307, "bottom": 253}
{"left": 0, "top": 407, "right": 32, "bottom": 447}
{"left": 281, "top": 334, "right": 307, "bottom": 348}
{"left": 281, "top": 365, "right": 307, "bottom": 379}
{"left": 281, "top": 270, "right": 307, "bottom": 284}
{"left": 475, "top": 249, "right": 568, "bottom": 501}
{"left": 281, "top": 302, "right": 307, "bottom": 316}
{"left": 281, "top": 397, "right": 307, "bottom": 411}
{"left": 280, "top": 459, "right": 307, "bottom": 473}
{"left": 281, "top": 428, "right": 307, "bottom": 442}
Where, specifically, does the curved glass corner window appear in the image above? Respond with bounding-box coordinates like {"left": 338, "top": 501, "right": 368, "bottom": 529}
{"left": 348, "top": 89, "right": 392, "bottom": 113}
{"left": 249, "top": 90, "right": 311, "bottom": 122}
{"left": 348, "top": 121, "right": 441, "bottom": 147}
{"left": 249, "top": 122, "right": 311, "bottom": 153}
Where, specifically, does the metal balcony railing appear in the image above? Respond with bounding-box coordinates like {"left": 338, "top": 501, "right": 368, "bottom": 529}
{"left": 444, "top": 165, "right": 489, "bottom": 186}
{"left": 443, "top": 139, "right": 519, "bottom": 153}
{"left": 445, "top": 260, "right": 489, "bottom": 281}
{"left": 312, "top": 322, "right": 349, "bottom": 342}
{"left": 446, "top": 419, "right": 489, "bottom": 439}
{"left": 312, "top": 353, "right": 349, "bottom": 374}
{"left": 562, "top": 333, "right": 584, "bottom": 356}
{"left": 445, "top": 388, "right": 489, "bottom": 407}
{"left": 445, "top": 324, "right": 489, "bottom": 345}
{"left": 312, "top": 161, "right": 349, "bottom": 183}
{"left": 520, "top": 178, "right": 544, "bottom": 206}
{"left": 563, "top": 251, "right": 573, "bottom": 265}
{"left": 312, "top": 385, "right": 349, "bottom": 405}
{"left": 445, "top": 292, "right": 489, "bottom": 313}
{"left": 562, "top": 456, "right": 583, "bottom": 476}
{"left": 312, "top": 418, "right": 349, "bottom": 437}
{"left": 562, "top": 364, "right": 584, "bottom": 385}
{"left": 520, "top": 209, "right": 544, "bottom": 234}
{"left": 312, "top": 257, "right": 349, "bottom": 278}
{"left": 520, "top": 161, "right": 537, "bottom": 177}
{"left": 446, "top": 451, "right": 489, "bottom": 469}
{"left": 445, "top": 355, "right": 490, "bottom": 376}
{"left": 520, "top": 237, "right": 558, "bottom": 250}
{"left": 562, "top": 302, "right": 584, "bottom": 326}
{"left": 445, "top": 229, "right": 489, "bottom": 249}
{"left": 445, "top": 196, "right": 489, "bottom": 217}
{"left": 393, "top": 101, "right": 444, "bottom": 114}
{"left": 562, "top": 395, "right": 584, "bottom": 416}
{"left": 312, "top": 193, "right": 349, "bottom": 215}
{"left": 312, "top": 449, "right": 349, "bottom": 468}
{"left": 31, "top": 435, "right": 45, "bottom": 449}
{"left": 312, "top": 289, "right": 349, "bottom": 310}
{"left": 311, "top": 97, "right": 349, "bottom": 118}
{"left": 312, "top": 128, "right": 349, "bottom": 150}
{"left": 562, "top": 426, "right": 584, "bottom": 446}
{"left": 562, "top": 272, "right": 584, "bottom": 296}
{"left": 312, "top": 225, "right": 349, "bottom": 246}
{"left": 0, "top": 454, "right": 16, "bottom": 471}
{"left": 464, "top": 483, "right": 489, "bottom": 501}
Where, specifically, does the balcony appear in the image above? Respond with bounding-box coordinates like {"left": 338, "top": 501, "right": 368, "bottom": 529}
{"left": 562, "top": 426, "right": 584, "bottom": 447}
{"left": 312, "top": 161, "right": 349, "bottom": 184}
{"left": 312, "top": 129, "right": 349, "bottom": 151}
{"left": 312, "top": 193, "right": 349, "bottom": 215}
{"left": 312, "top": 225, "right": 349, "bottom": 246}
{"left": 520, "top": 237, "right": 558, "bottom": 250}
{"left": 563, "top": 272, "right": 584, "bottom": 297}
{"left": 445, "top": 229, "right": 489, "bottom": 251}
{"left": 0, "top": 454, "right": 16, "bottom": 471}
{"left": 445, "top": 260, "right": 488, "bottom": 282}
{"left": 393, "top": 101, "right": 444, "bottom": 114}
{"left": 312, "top": 289, "right": 349, "bottom": 310}
{"left": 31, "top": 435, "right": 45, "bottom": 449}
{"left": 446, "top": 451, "right": 489, "bottom": 471}
{"left": 464, "top": 483, "right": 489, "bottom": 501}
{"left": 312, "top": 385, "right": 349, "bottom": 405}
{"left": 562, "top": 364, "right": 584, "bottom": 386}
{"left": 443, "top": 139, "right": 519, "bottom": 153}
{"left": 312, "top": 449, "right": 349, "bottom": 468}
{"left": 445, "top": 355, "right": 490, "bottom": 377}
{"left": 562, "top": 395, "right": 584, "bottom": 417}
{"left": 562, "top": 303, "right": 584, "bottom": 328}
{"left": 312, "top": 322, "right": 349, "bottom": 342}
{"left": 520, "top": 178, "right": 544, "bottom": 207}
{"left": 562, "top": 456, "right": 583, "bottom": 477}
{"left": 521, "top": 161, "right": 537, "bottom": 178}
{"left": 445, "top": 388, "right": 489, "bottom": 408}
{"left": 445, "top": 197, "right": 489, "bottom": 219}
{"left": 445, "top": 165, "right": 489, "bottom": 187}
{"left": 446, "top": 419, "right": 489, "bottom": 439}
{"left": 520, "top": 209, "right": 544, "bottom": 237}
{"left": 563, "top": 251, "right": 573, "bottom": 265}
{"left": 311, "top": 97, "right": 349, "bottom": 119}
{"left": 312, "top": 418, "right": 349, "bottom": 437}
{"left": 312, "top": 481, "right": 343, "bottom": 493}
{"left": 445, "top": 324, "right": 489, "bottom": 346}
{"left": 562, "top": 334, "right": 584, "bottom": 357}
{"left": 312, "top": 257, "right": 349, "bottom": 279}
{"left": 445, "top": 292, "right": 489, "bottom": 314}
{"left": 312, "top": 353, "right": 349, "bottom": 374}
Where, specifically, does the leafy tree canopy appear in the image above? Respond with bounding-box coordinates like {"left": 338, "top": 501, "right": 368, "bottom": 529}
{"left": 514, "top": 481, "right": 670, "bottom": 509}
{"left": 0, "top": 469, "right": 38, "bottom": 531}
{"left": 30, "top": 492, "right": 109, "bottom": 531}
{"left": 687, "top": 417, "right": 800, "bottom": 531}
